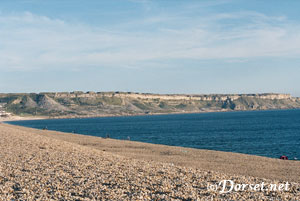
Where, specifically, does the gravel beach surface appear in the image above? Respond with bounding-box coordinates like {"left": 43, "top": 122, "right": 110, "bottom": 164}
{"left": 0, "top": 123, "right": 299, "bottom": 200}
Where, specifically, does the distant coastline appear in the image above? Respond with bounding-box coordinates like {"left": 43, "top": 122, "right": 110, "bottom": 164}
{"left": 1, "top": 92, "right": 300, "bottom": 121}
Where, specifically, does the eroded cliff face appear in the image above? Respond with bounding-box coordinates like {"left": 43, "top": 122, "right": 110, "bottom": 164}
{"left": 0, "top": 92, "right": 299, "bottom": 118}
{"left": 54, "top": 92, "right": 292, "bottom": 101}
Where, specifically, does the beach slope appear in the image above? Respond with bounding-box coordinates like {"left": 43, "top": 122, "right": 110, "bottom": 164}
{"left": 0, "top": 123, "right": 299, "bottom": 200}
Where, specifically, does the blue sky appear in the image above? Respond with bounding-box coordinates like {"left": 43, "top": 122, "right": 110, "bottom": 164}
{"left": 0, "top": 0, "right": 300, "bottom": 96}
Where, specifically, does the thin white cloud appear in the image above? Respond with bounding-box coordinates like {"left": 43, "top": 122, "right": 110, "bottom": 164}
{"left": 0, "top": 11, "right": 300, "bottom": 71}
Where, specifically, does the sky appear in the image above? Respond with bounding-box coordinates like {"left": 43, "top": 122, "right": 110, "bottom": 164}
{"left": 0, "top": 0, "right": 300, "bottom": 96}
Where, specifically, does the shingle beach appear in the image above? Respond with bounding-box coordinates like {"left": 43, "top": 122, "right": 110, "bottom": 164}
{"left": 0, "top": 123, "right": 299, "bottom": 200}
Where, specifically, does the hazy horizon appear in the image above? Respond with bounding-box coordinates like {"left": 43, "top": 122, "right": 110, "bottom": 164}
{"left": 1, "top": 0, "right": 300, "bottom": 96}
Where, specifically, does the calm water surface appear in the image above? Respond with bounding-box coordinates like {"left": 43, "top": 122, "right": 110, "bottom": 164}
{"left": 8, "top": 109, "right": 300, "bottom": 159}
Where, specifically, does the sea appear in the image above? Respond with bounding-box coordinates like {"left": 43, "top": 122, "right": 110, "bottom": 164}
{"left": 7, "top": 109, "right": 300, "bottom": 159}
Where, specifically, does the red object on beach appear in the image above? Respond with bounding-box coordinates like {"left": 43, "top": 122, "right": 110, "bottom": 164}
{"left": 279, "top": 155, "right": 288, "bottom": 160}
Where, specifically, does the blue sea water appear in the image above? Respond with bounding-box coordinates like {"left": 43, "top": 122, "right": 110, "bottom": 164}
{"left": 7, "top": 109, "right": 300, "bottom": 159}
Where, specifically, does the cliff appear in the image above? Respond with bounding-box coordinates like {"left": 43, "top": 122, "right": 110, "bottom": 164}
{"left": 0, "top": 92, "right": 299, "bottom": 118}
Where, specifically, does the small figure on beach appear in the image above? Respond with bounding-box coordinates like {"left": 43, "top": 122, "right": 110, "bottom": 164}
{"left": 105, "top": 133, "right": 110, "bottom": 138}
{"left": 127, "top": 136, "right": 130, "bottom": 141}
{"left": 279, "top": 155, "right": 288, "bottom": 160}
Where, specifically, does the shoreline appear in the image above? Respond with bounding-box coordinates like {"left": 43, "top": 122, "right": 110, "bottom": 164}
{"left": 2, "top": 107, "right": 299, "bottom": 123}
{"left": 4, "top": 119, "right": 299, "bottom": 161}
{"left": 0, "top": 115, "right": 47, "bottom": 122}
{"left": 2, "top": 123, "right": 300, "bottom": 182}
{"left": 3, "top": 108, "right": 299, "bottom": 162}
